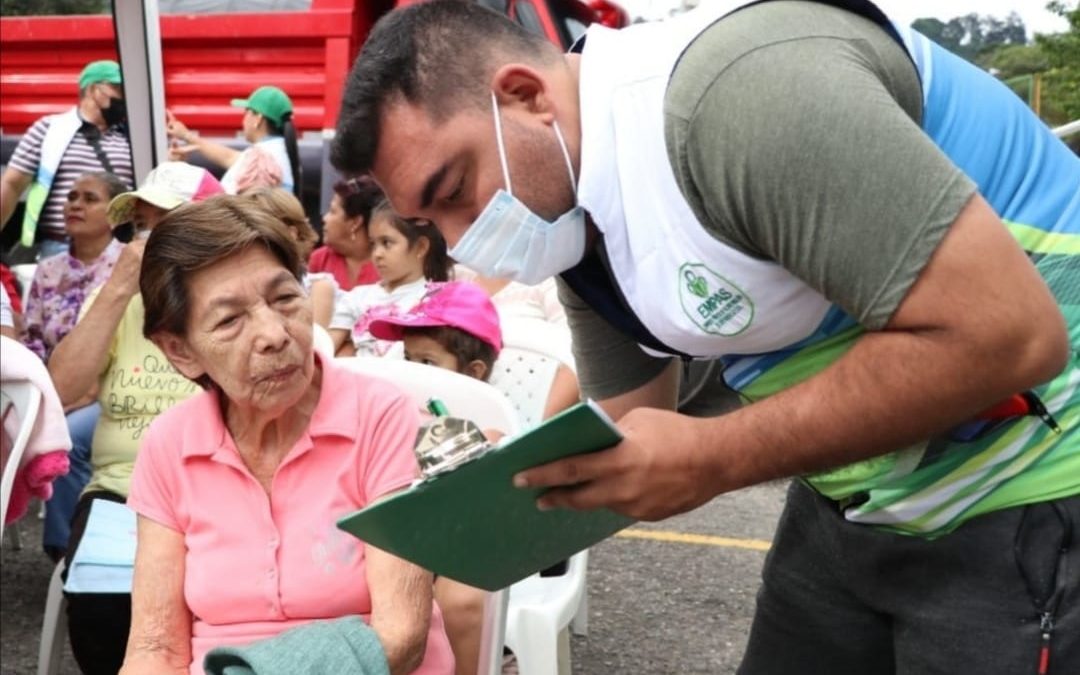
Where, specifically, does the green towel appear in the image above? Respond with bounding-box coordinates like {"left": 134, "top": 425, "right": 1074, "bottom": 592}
{"left": 203, "top": 616, "right": 389, "bottom": 675}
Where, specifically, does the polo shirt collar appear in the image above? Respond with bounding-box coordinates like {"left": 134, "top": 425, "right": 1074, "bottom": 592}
{"left": 181, "top": 351, "right": 360, "bottom": 461}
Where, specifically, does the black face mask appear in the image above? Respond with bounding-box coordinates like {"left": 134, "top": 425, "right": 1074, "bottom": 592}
{"left": 101, "top": 96, "right": 127, "bottom": 127}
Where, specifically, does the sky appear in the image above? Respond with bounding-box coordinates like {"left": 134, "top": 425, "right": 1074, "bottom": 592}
{"left": 619, "top": 0, "right": 1073, "bottom": 38}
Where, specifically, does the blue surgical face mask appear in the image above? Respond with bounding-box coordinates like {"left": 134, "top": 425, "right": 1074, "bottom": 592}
{"left": 448, "top": 93, "right": 586, "bottom": 285}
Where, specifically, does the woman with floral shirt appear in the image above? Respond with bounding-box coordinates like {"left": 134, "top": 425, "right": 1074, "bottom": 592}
{"left": 22, "top": 171, "right": 127, "bottom": 362}
{"left": 21, "top": 170, "right": 127, "bottom": 561}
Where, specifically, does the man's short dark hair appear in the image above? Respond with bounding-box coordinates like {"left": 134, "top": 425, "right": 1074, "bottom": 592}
{"left": 331, "top": 0, "right": 558, "bottom": 177}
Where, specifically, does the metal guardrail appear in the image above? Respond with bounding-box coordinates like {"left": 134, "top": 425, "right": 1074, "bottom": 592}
{"left": 1053, "top": 120, "right": 1080, "bottom": 139}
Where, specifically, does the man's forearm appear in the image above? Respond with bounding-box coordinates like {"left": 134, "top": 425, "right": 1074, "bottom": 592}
{"left": 697, "top": 323, "right": 1069, "bottom": 495}
{"left": 1, "top": 179, "right": 20, "bottom": 228}
{"left": 49, "top": 284, "right": 131, "bottom": 405}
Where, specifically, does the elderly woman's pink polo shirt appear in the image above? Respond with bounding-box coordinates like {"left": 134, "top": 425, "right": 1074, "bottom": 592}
{"left": 128, "top": 356, "right": 454, "bottom": 675}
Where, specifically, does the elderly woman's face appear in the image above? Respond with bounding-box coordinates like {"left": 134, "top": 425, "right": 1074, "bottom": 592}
{"left": 174, "top": 245, "right": 314, "bottom": 413}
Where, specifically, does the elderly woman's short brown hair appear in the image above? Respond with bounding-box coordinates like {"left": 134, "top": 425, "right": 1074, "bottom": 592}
{"left": 245, "top": 187, "right": 319, "bottom": 259}
{"left": 141, "top": 194, "right": 304, "bottom": 340}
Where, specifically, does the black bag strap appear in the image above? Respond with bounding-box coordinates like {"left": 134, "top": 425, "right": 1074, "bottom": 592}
{"left": 559, "top": 240, "right": 693, "bottom": 360}
{"left": 80, "top": 124, "right": 116, "bottom": 176}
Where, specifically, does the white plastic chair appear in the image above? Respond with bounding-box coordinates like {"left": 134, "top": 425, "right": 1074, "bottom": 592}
{"left": 336, "top": 356, "right": 521, "bottom": 675}
{"left": 1, "top": 375, "right": 42, "bottom": 541}
{"left": 38, "top": 562, "right": 66, "bottom": 675}
{"left": 488, "top": 337, "right": 591, "bottom": 675}
{"left": 489, "top": 347, "right": 561, "bottom": 430}
{"left": 504, "top": 550, "right": 591, "bottom": 675}
{"left": 500, "top": 318, "right": 576, "bottom": 375}
{"left": 312, "top": 322, "right": 335, "bottom": 357}
{"left": 3, "top": 335, "right": 54, "bottom": 551}
{"left": 474, "top": 345, "right": 592, "bottom": 675}
{"left": 12, "top": 263, "right": 37, "bottom": 307}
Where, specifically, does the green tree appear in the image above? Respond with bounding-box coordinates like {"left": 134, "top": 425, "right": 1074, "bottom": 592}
{"left": 912, "top": 17, "right": 952, "bottom": 50}
{"left": 1035, "top": 1, "right": 1080, "bottom": 122}
{"left": 983, "top": 12, "right": 1027, "bottom": 49}
{"left": 0, "top": 0, "right": 108, "bottom": 16}
{"left": 913, "top": 3, "right": 1077, "bottom": 138}
{"left": 913, "top": 11, "right": 1028, "bottom": 60}
{"left": 981, "top": 44, "right": 1049, "bottom": 78}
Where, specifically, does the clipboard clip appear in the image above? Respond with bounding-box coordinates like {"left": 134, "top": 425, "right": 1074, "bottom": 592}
{"left": 414, "top": 399, "right": 493, "bottom": 479}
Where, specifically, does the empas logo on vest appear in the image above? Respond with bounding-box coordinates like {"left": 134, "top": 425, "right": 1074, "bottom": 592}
{"left": 679, "top": 263, "right": 754, "bottom": 336}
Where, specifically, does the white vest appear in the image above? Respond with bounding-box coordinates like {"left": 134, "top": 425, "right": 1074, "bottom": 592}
{"left": 576, "top": 1, "right": 837, "bottom": 360}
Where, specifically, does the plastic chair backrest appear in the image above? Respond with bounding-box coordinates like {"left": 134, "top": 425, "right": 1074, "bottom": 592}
{"left": 333, "top": 356, "right": 518, "bottom": 675}
{"left": 1, "top": 346, "right": 43, "bottom": 539}
{"left": 500, "top": 318, "right": 576, "bottom": 374}
{"left": 12, "top": 264, "right": 37, "bottom": 307}
{"left": 337, "top": 356, "right": 522, "bottom": 437}
{"left": 312, "top": 323, "right": 335, "bottom": 357}
{"left": 490, "top": 347, "right": 560, "bottom": 430}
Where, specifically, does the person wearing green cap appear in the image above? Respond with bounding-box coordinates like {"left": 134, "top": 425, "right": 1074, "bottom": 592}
{"left": 166, "top": 85, "right": 301, "bottom": 198}
{"left": 0, "top": 59, "right": 133, "bottom": 260}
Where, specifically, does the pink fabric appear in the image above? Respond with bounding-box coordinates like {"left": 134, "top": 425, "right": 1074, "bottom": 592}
{"left": 127, "top": 354, "right": 453, "bottom": 675}
{"left": 5, "top": 451, "right": 69, "bottom": 524}
{"left": 362, "top": 281, "right": 503, "bottom": 352}
{"left": 1, "top": 337, "right": 72, "bottom": 525}
{"left": 233, "top": 145, "right": 283, "bottom": 194}
{"left": 309, "top": 246, "right": 379, "bottom": 291}
{"left": 193, "top": 169, "right": 226, "bottom": 201}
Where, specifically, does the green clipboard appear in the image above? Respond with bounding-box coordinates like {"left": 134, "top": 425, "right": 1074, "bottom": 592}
{"left": 336, "top": 400, "right": 635, "bottom": 591}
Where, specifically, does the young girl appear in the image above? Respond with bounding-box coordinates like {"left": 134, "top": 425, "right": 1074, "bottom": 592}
{"left": 362, "top": 281, "right": 502, "bottom": 381}
{"left": 328, "top": 200, "right": 451, "bottom": 356}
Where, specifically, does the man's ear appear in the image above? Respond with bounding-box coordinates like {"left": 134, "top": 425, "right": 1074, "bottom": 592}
{"left": 491, "top": 64, "right": 556, "bottom": 122}
{"left": 463, "top": 359, "right": 490, "bottom": 381}
{"left": 151, "top": 333, "right": 206, "bottom": 382}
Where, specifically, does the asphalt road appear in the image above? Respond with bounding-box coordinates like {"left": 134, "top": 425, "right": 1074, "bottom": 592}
{"left": 0, "top": 482, "right": 788, "bottom": 674}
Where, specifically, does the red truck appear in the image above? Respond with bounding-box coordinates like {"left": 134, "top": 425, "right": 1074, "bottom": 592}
{"left": 0, "top": 0, "right": 627, "bottom": 236}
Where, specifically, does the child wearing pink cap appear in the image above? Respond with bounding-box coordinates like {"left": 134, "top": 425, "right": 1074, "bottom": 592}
{"left": 362, "top": 280, "right": 502, "bottom": 382}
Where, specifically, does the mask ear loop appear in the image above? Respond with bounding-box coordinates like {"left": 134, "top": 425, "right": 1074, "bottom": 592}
{"left": 490, "top": 92, "right": 514, "bottom": 196}
{"left": 552, "top": 120, "right": 577, "bottom": 195}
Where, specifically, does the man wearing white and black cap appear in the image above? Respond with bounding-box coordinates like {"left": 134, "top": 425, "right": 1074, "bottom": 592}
{"left": 1, "top": 60, "right": 133, "bottom": 259}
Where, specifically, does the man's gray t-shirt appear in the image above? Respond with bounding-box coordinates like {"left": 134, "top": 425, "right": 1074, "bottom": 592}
{"left": 559, "top": 1, "right": 976, "bottom": 401}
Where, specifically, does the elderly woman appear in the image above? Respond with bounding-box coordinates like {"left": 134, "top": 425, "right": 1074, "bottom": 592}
{"left": 121, "top": 196, "right": 453, "bottom": 675}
